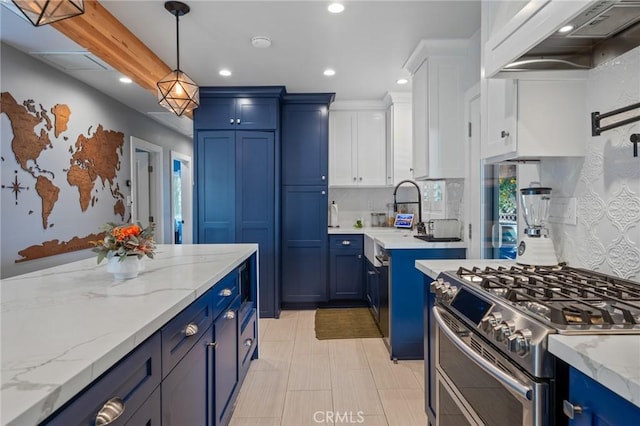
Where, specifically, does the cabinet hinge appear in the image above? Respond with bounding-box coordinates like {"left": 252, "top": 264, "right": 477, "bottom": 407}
{"left": 468, "top": 223, "right": 472, "bottom": 239}
{"left": 468, "top": 122, "right": 472, "bottom": 138}
{"left": 149, "top": 216, "right": 154, "bottom": 223}
{"left": 148, "top": 165, "right": 153, "bottom": 173}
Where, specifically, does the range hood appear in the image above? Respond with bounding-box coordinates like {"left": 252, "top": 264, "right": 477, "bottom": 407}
{"left": 503, "top": 0, "right": 640, "bottom": 71}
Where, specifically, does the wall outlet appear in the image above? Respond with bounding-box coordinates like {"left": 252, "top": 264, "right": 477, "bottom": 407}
{"left": 549, "top": 197, "right": 577, "bottom": 225}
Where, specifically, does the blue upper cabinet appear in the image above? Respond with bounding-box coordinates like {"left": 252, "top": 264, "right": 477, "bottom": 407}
{"left": 282, "top": 95, "right": 334, "bottom": 185}
{"left": 195, "top": 87, "right": 283, "bottom": 130}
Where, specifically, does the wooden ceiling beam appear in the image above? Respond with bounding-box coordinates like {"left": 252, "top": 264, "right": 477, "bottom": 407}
{"left": 52, "top": 0, "right": 193, "bottom": 118}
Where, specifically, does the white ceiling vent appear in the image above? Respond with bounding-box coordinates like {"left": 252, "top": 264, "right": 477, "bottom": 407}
{"left": 30, "top": 52, "right": 112, "bottom": 71}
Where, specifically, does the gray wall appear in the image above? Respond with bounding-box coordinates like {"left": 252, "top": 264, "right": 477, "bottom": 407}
{"left": 1, "top": 43, "right": 193, "bottom": 278}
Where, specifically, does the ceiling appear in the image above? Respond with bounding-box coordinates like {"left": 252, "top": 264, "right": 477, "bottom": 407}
{"left": 0, "top": 1, "right": 480, "bottom": 137}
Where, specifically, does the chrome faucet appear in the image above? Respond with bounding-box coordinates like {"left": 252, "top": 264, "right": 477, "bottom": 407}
{"left": 392, "top": 180, "right": 424, "bottom": 234}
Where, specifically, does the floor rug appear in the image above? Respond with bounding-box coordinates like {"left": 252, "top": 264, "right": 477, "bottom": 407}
{"left": 314, "top": 307, "right": 382, "bottom": 340}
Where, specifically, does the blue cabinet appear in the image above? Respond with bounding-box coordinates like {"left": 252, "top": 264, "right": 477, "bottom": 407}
{"left": 365, "top": 259, "right": 380, "bottom": 322}
{"left": 566, "top": 367, "right": 640, "bottom": 425}
{"left": 213, "top": 297, "right": 240, "bottom": 426}
{"left": 329, "top": 235, "right": 364, "bottom": 300}
{"left": 195, "top": 89, "right": 280, "bottom": 319}
{"left": 195, "top": 89, "right": 281, "bottom": 130}
{"left": 281, "top": 185, "right": 329, "bottom": 303}
{"left": 280, "top": 94, "right": 334, "bottom": 307}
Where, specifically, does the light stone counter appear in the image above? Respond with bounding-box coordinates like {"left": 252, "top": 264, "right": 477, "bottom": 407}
{"left": 0, "top": 243, "right": 257, "bottom": 426}
{"left": 415, "top": 259, "right": 516, "bottom": 278}
{"left": 549, "top": 335, "right": 640, "bottom": 408}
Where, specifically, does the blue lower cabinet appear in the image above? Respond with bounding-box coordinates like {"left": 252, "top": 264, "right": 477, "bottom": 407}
{"left": 43, "top": 333, "right": 161, "bottom": 426}
{"left": 389, "top": 248, "right": 465, "bottom": 360}
{"left": 365, "top": 259, "right": 380, "bottom": 321}
{"left": 161, "top": 325, "right": 214, "bottom": 426}
{"left": 423, "top": 273, "right": 437, "bottom": 424}
{"left": 126, "top": 387, "right": 161, "bottom": 425}
{"left": 281, "top": 185, "right": 328, "bottom": 304}
{"left": 329, "top": 235, "right": 364, "bottom": 300}
{"left": 566, "top": 367, "right": 640, "bottom": 425}
{"left": 214, "top": 297, "right": 241, "bottom": 426}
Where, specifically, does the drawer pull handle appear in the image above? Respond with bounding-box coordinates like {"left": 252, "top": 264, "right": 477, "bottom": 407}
{"left": 224, "top": 311, "right": 236, "bottom": 320}
{"left": 341, "top": 240, "right": 351, "bottom": 246}
{"left": 95, "top": 397, "right": 125, "bottom": 426}
{"left": 207, "top": 342, "right": 218, "bottom": 348}
{"left": 184, "top": 322, "right": 199, "bottom": 337}
{"left": 244, "top": 338, "right": 253, "bottom": 347}
{"left": 563, "top": 400, "right": 583, "bottom": 419}
{"left": 220, "top": 288, "right": 233, "bottom": 297}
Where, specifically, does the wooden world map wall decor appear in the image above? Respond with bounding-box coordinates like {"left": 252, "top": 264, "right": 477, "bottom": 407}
{"left": 1, "top": 91, "right": 127, "bottom": 262}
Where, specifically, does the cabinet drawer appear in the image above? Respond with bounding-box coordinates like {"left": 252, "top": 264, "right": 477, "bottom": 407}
{"left": 239, "top": 309, "right": 257, "bottom": 377}
{"left": 212, "top": 270, "right": 239, "bottom": 319}
{"left": 330, "top": 235, "right": 363, "bottom": 250}
{"left": 125, "top": 386, "right": 160, "bottom": 425}
{"left": 161, "top": 293, "right": 213, "bottom": 377}
{"left": 44, "top": 333, "right": 161, "bottom": 426}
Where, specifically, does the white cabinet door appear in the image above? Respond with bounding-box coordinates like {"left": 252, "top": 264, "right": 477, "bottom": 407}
{"left": 483, "top": 79, "right": 517, "bottom": 160}
{"left": 412, "top": 60, "right": 428, "bottom": 180}
{"left": 356, "top": 111, "right": 387, "bottom": 186}
{"left": 329, "top": 111, "right": 356, "bottom": 186}
{"left": 388, "top": 102, "right": 413, "bottom": 185}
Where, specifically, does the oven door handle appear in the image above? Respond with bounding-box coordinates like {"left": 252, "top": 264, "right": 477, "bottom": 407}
{"left": 433, "top": 306, "right": 533, "bottom": 401}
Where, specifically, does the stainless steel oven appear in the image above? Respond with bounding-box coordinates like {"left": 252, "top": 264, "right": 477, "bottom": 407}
{"left": 433, "top": 306, "right": 550, "bottom": 426}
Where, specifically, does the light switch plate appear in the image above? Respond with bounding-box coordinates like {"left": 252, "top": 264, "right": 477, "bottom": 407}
{"left": 549, "top": 197, "right": 577, "bottom": 225}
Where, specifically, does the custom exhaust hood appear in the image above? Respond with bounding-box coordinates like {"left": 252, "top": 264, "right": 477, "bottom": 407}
{"left": 503, "top": 0, "right": 640, "bottom": 71}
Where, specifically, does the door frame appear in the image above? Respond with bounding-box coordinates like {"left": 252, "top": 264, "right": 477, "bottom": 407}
{"left": 170, "top": 150, "right": 193, "bottom": 244}
{"left": 130, "top": 136, "right": 164, "bottom": 243}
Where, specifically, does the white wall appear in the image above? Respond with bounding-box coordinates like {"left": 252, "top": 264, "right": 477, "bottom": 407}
{"left": 541, "top": 46, "right": 640, "bottom": 280}
{"left": 0, "top": 44, "right": 192, "bottom": 278}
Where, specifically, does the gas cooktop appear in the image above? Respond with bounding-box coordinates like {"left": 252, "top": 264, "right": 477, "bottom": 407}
{"left": 453, "top": 265, "right": 640, "bottom": 333}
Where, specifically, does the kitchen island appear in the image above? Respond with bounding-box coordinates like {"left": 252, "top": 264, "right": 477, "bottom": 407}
{"left": 1, "top": 244, "right": 258, "bottom": 426}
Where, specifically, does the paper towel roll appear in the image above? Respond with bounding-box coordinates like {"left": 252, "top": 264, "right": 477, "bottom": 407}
{"left": 329, "top": 201, "right": 339, "bottom": 227}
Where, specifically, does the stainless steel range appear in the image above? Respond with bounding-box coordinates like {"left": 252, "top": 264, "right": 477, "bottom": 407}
{"left": 429, "top": 265, "right": 640, "bottom": 426}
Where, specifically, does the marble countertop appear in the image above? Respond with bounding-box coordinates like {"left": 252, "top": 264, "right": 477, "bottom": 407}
{"left": 1, "top": 244, "right": 257, "bottom": 426}
{"left": 415, "top": 258, "right": 515, "bottom": 278}
{"left": 549, "top": 335, "right": 640, "bottom": 408}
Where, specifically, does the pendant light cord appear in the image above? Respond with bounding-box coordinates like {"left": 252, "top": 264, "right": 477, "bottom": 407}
{"left": 175, "top": 13, "right": 180, "bottom": 70}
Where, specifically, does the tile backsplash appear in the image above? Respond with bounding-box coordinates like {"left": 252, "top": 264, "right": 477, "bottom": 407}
{"left": 541, "top": 46, "right": 640, "bottom": 280}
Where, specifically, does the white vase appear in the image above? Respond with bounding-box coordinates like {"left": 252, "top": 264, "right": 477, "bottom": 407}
{"left": 107, "top": 255, "right": 140, "bottom": 280}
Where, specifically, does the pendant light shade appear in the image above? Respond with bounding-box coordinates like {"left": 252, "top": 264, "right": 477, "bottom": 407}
{"left": 11, "top": 0, "right": 84, "bottom": 26}
{"left": 157, "top": 1, "right": 199, "bottom": 116}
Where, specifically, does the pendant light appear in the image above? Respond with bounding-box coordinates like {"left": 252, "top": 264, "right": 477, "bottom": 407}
{"left": 157, "top": 1, "right": 199, "bottom": 116}
{"left": 11, "top": 0, "right": 84, "bottom": 26}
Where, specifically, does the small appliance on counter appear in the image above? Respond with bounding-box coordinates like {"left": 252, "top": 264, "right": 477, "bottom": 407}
{"left": 517, "top": 185, "right": 558, "bottom": 266}
{"left": 329, "top": 200, "right": 339, "bottom": 228}
{"left": 414, "top": 219, "right": 461, "bottom": 242}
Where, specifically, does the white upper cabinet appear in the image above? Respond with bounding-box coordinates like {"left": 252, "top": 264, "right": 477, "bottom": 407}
{"left": 384, "top": 93, "right": 413, "bottom": 186}
{"left": 405, "top": 40, "right": 468, "bottom": 180}
{"left": 329, "top": 103, "right": 387, "bottom": 187}
{"left": 481, "top": 78, "right": 587, "bottom": 162}
{"left": 483, "top": 0, "right": 595, "bottom": 77}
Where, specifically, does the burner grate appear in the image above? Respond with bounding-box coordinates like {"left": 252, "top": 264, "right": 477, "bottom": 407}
{"left": 456, "top": 265, "right": 640, "bottom": 327}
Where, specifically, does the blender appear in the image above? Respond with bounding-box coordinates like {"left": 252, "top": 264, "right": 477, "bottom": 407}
{"left": 516, "top": 185, "right": 558, "bottom": 266}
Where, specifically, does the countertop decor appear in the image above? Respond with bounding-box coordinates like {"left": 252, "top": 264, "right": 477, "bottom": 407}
{"left": 91, "top": 222, "right": 156, "bottom": 264}
{"left": 0, "top": 244, "right": 257, "bottom": 426}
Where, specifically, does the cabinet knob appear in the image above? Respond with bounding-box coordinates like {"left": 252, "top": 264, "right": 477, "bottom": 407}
{"left": 358, "top": 254, "right": 362, "bottom": 259}
{"left": 321, "top": 190, "right": 326, "bottom": 195}
{"left": 501, "top": 130, "right": 510, "bottom": 138}
{"left": 95, "top": 397, "right": 125, "bottom": 426}
{"left": 229, "top": 118, "right": 234, "bottom": 125}
{"left": 353, "top": 177, "right": 357, "bottom": 181}
{"left": 223, "top": 310, "right": 236, "bottom": 320}
{"left": 244, "top": 338, "right": 253, "bottom": 347}
{"left": 236, "top": 118, "right": 241, "bottom": 124}
{"left": 219, "top": 288, "right": 232, "bottom": 297}
{"left": 321, "top": 175, "right": 326, "bottom": 181}
{"left": 184, "top": 322, "right": 199, "bottom": 337}
{"left": 359, "top": 177, "right": 363, "bottom": 181}
{"left": 563, "top": 400, "right": 583, "bottom": 419}
{"left": 341, "top": 240, "right": 351, "bottom": 246}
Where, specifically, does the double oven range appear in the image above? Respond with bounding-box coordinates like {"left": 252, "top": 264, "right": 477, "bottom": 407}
{"left": 430, "top": 265, "right": 640, "bottom": 425}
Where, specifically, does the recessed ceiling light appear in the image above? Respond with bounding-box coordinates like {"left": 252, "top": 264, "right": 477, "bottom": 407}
{"left": 219, "top": 69, "right": 232, "bottom": 77}
{"left": 396, "top": 78, "right": 409, "bottom": 85}
{"left": 558, "top": 25, "right": 574, "bottom": 34}
{"left": 328, "top": 3, "right": 344, "bottom": 13}
{"left": 323, "top": 69, "right": 336, "bottom": 76}
{"left": 119, "top": 77, "right": 132, "bottom": 83}
{"left": 251, "top": 36, "right": 272, "bottom": 48}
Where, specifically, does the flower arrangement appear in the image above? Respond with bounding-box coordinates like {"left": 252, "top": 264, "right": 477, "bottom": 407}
{"left": 91, "top": 222, "right": 156, "bottom": 264}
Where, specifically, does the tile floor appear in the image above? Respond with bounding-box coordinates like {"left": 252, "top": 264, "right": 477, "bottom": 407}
{"left": 230, "top": 310, "right": 429, "bottom": 426}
